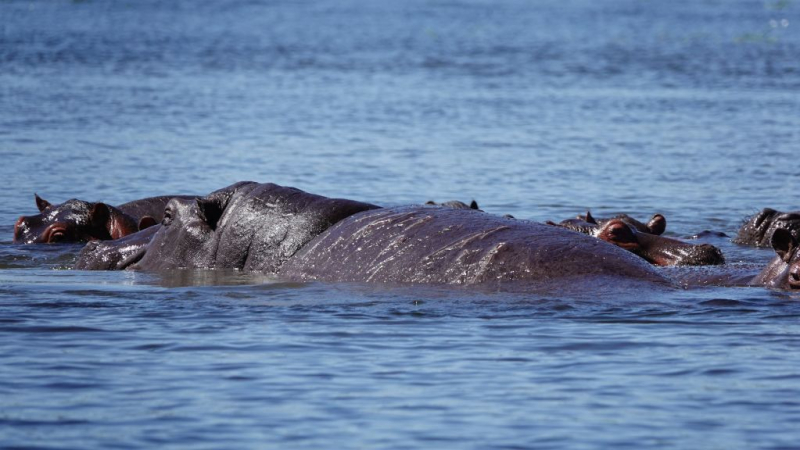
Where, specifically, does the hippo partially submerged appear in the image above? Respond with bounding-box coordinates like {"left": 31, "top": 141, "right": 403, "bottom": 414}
{"left": 13, "top": 194, "right": 193, "bottom": 244}
{"left": 80, "top": 182, "right": 380, "bottom": 273}
{"left": 734, "top": 208, "right": 800, "bottom": 248}
{"left": 425, "top": 200, "right": 480, "bottom": 210}
{"left": 548, "top": 212, "right": 724, "bottom": 267}
{"left": 750, "top": 228, "right": 800, "bottom": 290}
{"left": 73, "top": 184, "right": 800, "bottom": 291}
{"left": 577, "top": 211, "right": 667, "bottom": 236}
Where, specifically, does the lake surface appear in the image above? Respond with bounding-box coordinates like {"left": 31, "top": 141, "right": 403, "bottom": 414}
{"left": 2, "top": 0, "right": 800, "bottom": 448}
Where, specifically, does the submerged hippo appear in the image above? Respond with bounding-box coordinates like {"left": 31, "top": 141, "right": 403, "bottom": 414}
{"left": 279, "top": 206, "right": 670, "bottom": 289}
{"left": 733, "top": 208, "right": 800, "bottom": 248}
{"left": 77, "top": 182, "right": 380, "bottom": 272}
{"left": 547, "top": 213, "right": 724, "bottom": 266}
{"left": 677, "top": 227, "right": 800, "bottom": 290}
{"left": 13, "top": 194, "right": 193, "bottom": 244}
{"left": 751, "top": 228, "right": 800, "bottom": 290}
{"left": 576, "top": 211, "right": 667, "bottom": 236}
{"left": 425, "top": 200, "right": 480, "bottom": 210}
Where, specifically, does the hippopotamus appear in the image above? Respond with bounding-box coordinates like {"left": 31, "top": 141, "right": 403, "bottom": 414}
{"left": 425, "top": 200, "right": 480, "bottom": 210}
{"left": 675, "top": 227, "right": 800, "bottom": 290}
{"left": 750, "top": 228, "right": 800, "bottom": 289}
{"left": 733, "top": 208, "right": 800, "bottom": 247}
{"left": 77, "top": 182, "right": 380, "bottom": 272}
{"left": 547, "top": 213, "right": 724, "bottom": 266}
{"left": 567, "top": 211, "right": 666, "bottom": 235}
{"left": 278, "top": 206, "right": 670, "bottom": 289}
{"left": 13, "top": 194, "right": 193, "bottom": 244}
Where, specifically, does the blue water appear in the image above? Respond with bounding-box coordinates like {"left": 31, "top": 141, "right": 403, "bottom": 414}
{"left": 2, "top": 0, "right": 800, "bottom": 448}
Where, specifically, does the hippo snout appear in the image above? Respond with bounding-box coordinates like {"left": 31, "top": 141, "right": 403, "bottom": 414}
{"left": 686, "top": 244, "right": 725, "bottom": 266}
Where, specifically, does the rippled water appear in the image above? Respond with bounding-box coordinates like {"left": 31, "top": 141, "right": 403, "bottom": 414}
{"left": 2, "top": 0, "right": 800, "bottom": 448}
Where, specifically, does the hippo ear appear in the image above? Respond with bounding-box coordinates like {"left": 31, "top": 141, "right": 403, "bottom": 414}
{"left": 138, "top": 216, "right": 158, "bottom": 231}
{"left": 470, "top": 200, "right": 479, "bottom": 210}
{"left": 196, "top": 198, "right": 224, "bottom": 231}
{"left": 648, "top": 214, "right": 666, "bottom": 236}
{"left": 425, "top": 200, "right": 436, "bottom": 205}
{"left": 585, "top": 211, "right": 597, "bottom": 224}
{"left": 771, "top": 228, "right": 797, "bottom": 263}
{"left": 88, "top": 203, "right": 112, "bottom": 237}
{"left": 35, "top": 194, "right": 51, "bottom": 212}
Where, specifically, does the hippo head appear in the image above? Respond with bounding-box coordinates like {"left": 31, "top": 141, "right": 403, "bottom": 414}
{"left": 425, "top": 200, "right": 480, "bottom": 210}
{"left": 752, "top": 228, "right": 800, "bottom": 290}
{"left": 122, "top": 196, "right": 222, "bottom": 270}
{"left": 733, "top": 208, "right": 800, "bottom": 248}
{"left": 576, "top": 211, "right": 667, "bottom": 236}
{"left": 551, "top": 217, "right": 725, "bottom": 266}
{"left": 13, "top": 194, "right": 144, "bottom": 244}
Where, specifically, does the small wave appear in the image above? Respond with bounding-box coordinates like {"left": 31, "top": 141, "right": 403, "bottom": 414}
{"left": 0, "top": 325, "right": 106, "bottom": 333}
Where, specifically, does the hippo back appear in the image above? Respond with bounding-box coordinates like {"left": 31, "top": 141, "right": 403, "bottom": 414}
{"left": 279, "top": 206, "right": 670, "bottom": 288}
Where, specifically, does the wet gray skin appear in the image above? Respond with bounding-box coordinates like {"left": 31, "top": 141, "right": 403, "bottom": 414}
{"left": 118, "top": 182, "right": 379, "bottom": 272}
{"left": 425, "top": 200, "right": 480, "bottom": 210}
{"left": 13, "top": 194, "right": 192, "bottom": 244}
{"left": 751, "top": 228, "right": 800, "bottom": 290}
{"left": 733, "top": 208, "right": 800, "bottom": 247}
{"left": 75, "top": 225, "right": 160, "bottom": 270}
{"left": 547, "top": 216, "right": 725, "bottom": 266}
{"left": 279, "top": 206, "right": 671, "bottom": 289}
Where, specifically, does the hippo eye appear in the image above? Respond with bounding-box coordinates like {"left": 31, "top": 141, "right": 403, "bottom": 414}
{"left": 50, "top": 231, "right": 65, "bottom": 243}
{"left": 162, "top": 209, "right": 173, "bottom": 227}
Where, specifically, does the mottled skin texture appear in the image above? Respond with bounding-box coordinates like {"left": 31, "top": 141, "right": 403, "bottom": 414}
{"left": 120, "top": 182, "right": 380, "bottom": 272}
{"left": 13, "top": 194, "right": 192, "bottom": 244}
{"left": 279, "top": 206, "right": 671, "bottom": 288}
{"left": 733, "top": 208, "right": 800, "bottom": 248}
{"left": 547, "top": 214, "right": 724, "bottom": 266}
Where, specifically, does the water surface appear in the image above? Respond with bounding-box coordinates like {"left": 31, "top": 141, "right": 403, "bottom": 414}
{"left": 2, "top": 0, "right": 800, "bottom": 448}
